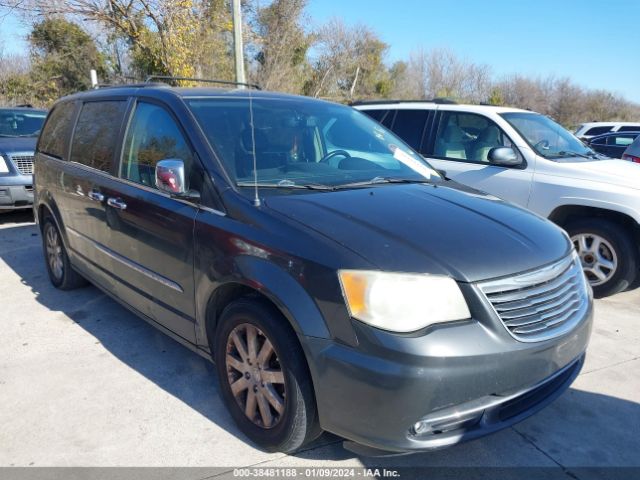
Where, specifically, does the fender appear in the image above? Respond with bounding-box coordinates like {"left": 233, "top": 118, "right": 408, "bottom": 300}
{"left": 195, "top": 255, "right": 332, "bottom": 349}
{"left": 545, "top": 197, "right": 640, "bottom": 226}
{"left": 36, "top": 191, "right": 71, "bottom": 251}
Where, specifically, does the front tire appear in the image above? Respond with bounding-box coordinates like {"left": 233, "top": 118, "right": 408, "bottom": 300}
{"left": 566, "top": 218, "right": 638, "bottom": 298}
{"left": 42, "top": 217, "right": 87, "bottom": 290}
{"left": 214, "top": 298, "right": 320, "bottom": 453}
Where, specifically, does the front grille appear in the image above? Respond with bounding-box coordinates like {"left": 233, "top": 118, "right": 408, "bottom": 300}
{"left": 10, "top": 155, "right": 34, "bottom": 175}
{"left": 478, "top": 254, "right": 589, "bottom": 342}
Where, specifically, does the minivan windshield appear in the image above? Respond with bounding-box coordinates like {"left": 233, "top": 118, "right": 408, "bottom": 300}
{"left": 187, "top": 97, "right": 441, "bottom": 189}
{"left": 0, "top": 109, "right": 47, "bottom": 137}
{"left": 501, "top": 112, "right": 596, "bottom": 160}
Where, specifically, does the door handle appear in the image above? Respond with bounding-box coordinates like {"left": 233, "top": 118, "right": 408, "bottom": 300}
{"left": 88, "top": 190, "right": 104, "bottom": 202}
{"left": 107, "top": 197, "right": 127, "bottom": 210}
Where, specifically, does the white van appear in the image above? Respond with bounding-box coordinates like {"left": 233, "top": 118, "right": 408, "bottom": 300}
{"left": 355, "top": 101, "right": 640, "bottom": 297}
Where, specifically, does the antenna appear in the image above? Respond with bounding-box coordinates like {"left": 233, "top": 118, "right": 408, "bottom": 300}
{"left": 248, "top": 86, "right": 260, "bottom": 207}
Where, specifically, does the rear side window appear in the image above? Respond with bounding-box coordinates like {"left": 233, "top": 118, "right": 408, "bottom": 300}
{"left": 120, "top": 102, "right": 194, "bottom": 189}
{"left": 38, "top": 102, "right": 76, "bottom": 158}
{"left": 608, "top": 135, "right": 636, "bottom": 146}
{"left": 390, "top": 110, "right": 430, "bottom": 152}
{"left": 361, "top": 109, "right": 387, "bottom": 122}
{"left": 70, "top": 101, "right": 127, "bottom": 172}
{"left": 584, "top": 126, "right": 612, "bottom": 136}
{"left": 618, "top": 126, "right": 640, "bottom": 133}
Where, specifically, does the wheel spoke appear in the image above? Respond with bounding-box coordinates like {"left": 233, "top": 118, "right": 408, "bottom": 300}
{"left": 596, "top": 257, "right": 615, "bottom": 271}
{"left": 263, "top": 384, "right": 285, "bottom": 414}
{"left": 246, "top": 324, "right": 258, "bottom": 363}
{"left": 590, "top": 237, "right": 602, "bottom": 254}
{"left": 578, "top": 235, "right": 589, "bottom": 253}
{"left": 226, "top": 354, "right": 245, "bottom": 373}
{"left": 256, "top": 391, "right": 273, "bottom": 427}
{"left": 231, "top": 331, "right": 249, "bottom": 361}
{"left": 261, "top": 369, "right": 284, "bottom": 384}
{"left": 257, "top": 338, "right": 274, "bottom": 365}
{"left": 585, "top": 266, "right": 606, "bottom": 281}
{"left": 245, "top": 388, "right": 257, "bottom": 419}
{"left": 230, "top": 376, "right": 250, "bottom": 397}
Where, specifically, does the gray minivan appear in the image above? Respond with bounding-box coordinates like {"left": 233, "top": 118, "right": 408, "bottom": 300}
{"left": 34, "top": 81, "right": 592, "bottom": 455}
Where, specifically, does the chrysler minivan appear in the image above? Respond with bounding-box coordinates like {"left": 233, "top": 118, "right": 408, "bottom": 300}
{"left": 34, "top": 82, "right": 592, "bottom": 456}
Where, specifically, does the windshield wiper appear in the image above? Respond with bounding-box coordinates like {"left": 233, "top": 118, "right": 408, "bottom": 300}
{"left": 236, "top": 181, "right": 334, "bottom": 190}
{"left": 557, "top": 150, "right": 596, "bottom": 160}
{"left": 333, "top": 176, "right": 434, "bottom": 189}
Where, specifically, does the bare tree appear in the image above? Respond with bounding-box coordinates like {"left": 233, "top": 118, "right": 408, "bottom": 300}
{"left": 310, "top": 18, "right": 388, "bottom": 101}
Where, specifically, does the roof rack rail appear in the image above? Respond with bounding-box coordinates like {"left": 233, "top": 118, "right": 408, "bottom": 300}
{"left": 145, "top": 76, "right": 261, "bottom": 90}
{"left": 15, "top": 103, "right": 34, "bottom": 108}
{"left": 95, "top": 82, "right": 167, "bottom": 89}
{"left": 350, "top": 98, "right": 457, "bottom": 106}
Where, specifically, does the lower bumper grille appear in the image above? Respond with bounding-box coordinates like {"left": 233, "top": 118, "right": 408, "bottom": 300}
{"left": 478, "top": 254, "right": 590, "bottom": 342}
{"left": 10, "top": 155, "right": 34, "bottom": 175}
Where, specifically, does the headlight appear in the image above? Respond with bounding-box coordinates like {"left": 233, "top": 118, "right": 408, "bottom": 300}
{"left": 338, "top": 270, "right": 471, "bottom": 333}
{"left": 0, "top": 155, "right": 8, "bottom": 174}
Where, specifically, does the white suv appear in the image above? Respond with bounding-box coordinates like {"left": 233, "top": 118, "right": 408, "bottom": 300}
{"left": 355, "top": 101, "right": 640, "bottom": 297}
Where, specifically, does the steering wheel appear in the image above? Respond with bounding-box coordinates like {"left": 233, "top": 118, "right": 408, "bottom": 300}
{"left": 534, "top": 139, "right": 550, "bottom": 151}
{"left": 319, "top": 150, "right": 351, "bottom": 164}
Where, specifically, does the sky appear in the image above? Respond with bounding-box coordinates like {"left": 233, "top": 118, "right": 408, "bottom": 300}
{"left": 307, "top": 0, "right": 640, "bottom": 103}
{"left": 1, "top": 0, "right": 639, "bottom": 102}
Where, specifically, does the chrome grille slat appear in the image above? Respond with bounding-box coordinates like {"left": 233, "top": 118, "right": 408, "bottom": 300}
{"left": 512, "top": 305, "right": 582, "bottom": 335}
{"left": 487, "top": 264, "right": 576, "bottom": 303}
{"left": 504, "top": 298, "right": 581, "bottom": 328}
{"left": 498, "top": 284, "right": 579, "bottom": 320}
{"left": 478, "top": 255, "right": 589, "bottom": 342}
{"left": 10, "top": 155, "right": 34, "bottom": 175}
{"left": 494, "top": 281, "right": 576, "bottom": 313}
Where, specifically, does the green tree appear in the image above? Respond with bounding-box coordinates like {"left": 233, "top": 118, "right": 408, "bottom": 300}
{"left": 29, "top": 18, "right": 107, "bottom": 101}
{"left": 251, "top": 0, "right": 312, "bottom": 92}
{"left": 487, "top": 87, "right": 505, "bottom": 106}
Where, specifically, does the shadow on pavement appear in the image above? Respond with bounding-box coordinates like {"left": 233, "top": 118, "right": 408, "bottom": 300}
{"left": 0, "top": 220, "right": 639, "bottom": 472}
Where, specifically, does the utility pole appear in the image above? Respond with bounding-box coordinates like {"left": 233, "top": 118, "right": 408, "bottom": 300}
{"left": 231, "top": 0, "right": 246, "bottom": 87}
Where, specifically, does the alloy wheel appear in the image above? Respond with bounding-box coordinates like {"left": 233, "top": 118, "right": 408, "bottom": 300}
{"left": 572, "top": 233, "right": 618, "bottom": 287}
{"left": 225, "top": 323, "right": 286, "bottom": 429}
{"left": 46, "top": 225, "right": 64, "bottom": 281}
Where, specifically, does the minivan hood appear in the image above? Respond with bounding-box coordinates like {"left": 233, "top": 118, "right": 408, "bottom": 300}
{"left": 264, "top": 183, "right": 570, "bottom": 282}
{"left": 0, "top": 136, "right": 37, "bottom": 154}
{"left": 553, "top": 158, "right": 640, "bottom": 190}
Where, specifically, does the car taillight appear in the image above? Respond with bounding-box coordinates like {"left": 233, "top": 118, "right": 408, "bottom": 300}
{"left": 622, "top": 153, "right": 640, "bottom": 163}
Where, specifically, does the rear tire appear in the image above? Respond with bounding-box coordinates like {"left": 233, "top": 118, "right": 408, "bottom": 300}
{"left": 566, "top": 218, "right": 638, "bottom": 298}
{"left": 42, "top": 217, "right": 87, "bottom": 290}
{"left": 214, "top": 298, "right": 320, "bottom": 453}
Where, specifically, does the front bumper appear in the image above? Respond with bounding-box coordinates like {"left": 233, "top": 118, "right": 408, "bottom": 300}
{"left": 0, "top": 176, "right": 33, "bottom": 210}
{"left": 302, "top": 300, "right": 592, "bottom": 454}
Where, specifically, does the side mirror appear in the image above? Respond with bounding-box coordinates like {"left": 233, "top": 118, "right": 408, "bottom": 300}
{"left": 156, "top": 159, "right": 186, "bottom": 195}
{"left": 488, "top": 147, "right": 521, "bottom": 167}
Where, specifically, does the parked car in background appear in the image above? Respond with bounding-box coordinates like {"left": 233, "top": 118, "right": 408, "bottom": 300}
{"left": 0, "top": 106, "right": 47, "bottom": 212}
{"left": 622, "top": 135, "right": 640, "bottom": 163}
{"left": 586, "top": 131, "right": 640, "bottom": 159}
{"left": 33, "top": 82, "right": 592, "bottom": 456}
{"left": 575, "top": 122, "right": 640, "bottom": 140}
{"left": 355, "top": 100, "right": 640, "bottom": 297}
